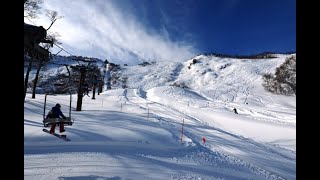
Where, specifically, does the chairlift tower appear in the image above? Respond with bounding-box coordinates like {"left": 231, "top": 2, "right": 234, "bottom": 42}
{"left": 70, "top": 65, "right": 86, "bottom": 111}
{"left": 91, "top": 75, "right": 98, "bottom": 100}
{"left": 70, "top": 58, "right": 96, "bottom": 111}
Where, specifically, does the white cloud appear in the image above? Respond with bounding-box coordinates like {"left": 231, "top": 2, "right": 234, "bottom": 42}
{"left": 29, "top": 0, "right": 198, "bottom": 64}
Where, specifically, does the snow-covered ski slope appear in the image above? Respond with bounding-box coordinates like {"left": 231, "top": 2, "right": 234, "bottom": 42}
{"left": 24, "top": 54, "right": 296, "bottom": 179}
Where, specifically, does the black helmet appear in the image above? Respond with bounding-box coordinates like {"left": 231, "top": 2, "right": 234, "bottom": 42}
{"left": 55, "top": 103, "right": 61, "bottom": 108}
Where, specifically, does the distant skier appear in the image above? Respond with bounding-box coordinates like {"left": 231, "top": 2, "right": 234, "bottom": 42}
{"left": 233, "top": 107, "right": 238, "bottom": 114}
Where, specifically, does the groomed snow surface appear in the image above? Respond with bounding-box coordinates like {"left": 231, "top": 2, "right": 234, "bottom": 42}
{"left": 24, "top": 54, "right": 295, "bottom": 179}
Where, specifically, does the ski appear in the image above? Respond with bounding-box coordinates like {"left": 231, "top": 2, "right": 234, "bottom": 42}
{"left": 43, "top": 129, "right": 71, "bottom": 141}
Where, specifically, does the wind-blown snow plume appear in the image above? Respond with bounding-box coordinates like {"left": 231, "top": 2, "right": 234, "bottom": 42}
{"left": 31, "top": 0, "right": 198, "bottom": 65}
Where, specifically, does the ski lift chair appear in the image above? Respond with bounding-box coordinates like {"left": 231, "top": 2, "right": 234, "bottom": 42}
{"left": 43, "top": 93, "right": 74, "bottom": 127}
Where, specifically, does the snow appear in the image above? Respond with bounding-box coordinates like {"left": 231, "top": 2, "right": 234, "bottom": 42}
{"left": 24, "top": 54, "right": 296, "bottom": 179}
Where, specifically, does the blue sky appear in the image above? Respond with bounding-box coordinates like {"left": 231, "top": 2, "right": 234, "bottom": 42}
{"left": 116, "top": 0, "right": 296, "bottom": 55}
{"left": 28, "top": 0, "right": 296, "bottom": 64}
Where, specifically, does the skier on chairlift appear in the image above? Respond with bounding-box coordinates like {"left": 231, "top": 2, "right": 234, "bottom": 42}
{"left": 47, "top": 103, "right": 67, "bottom": 134}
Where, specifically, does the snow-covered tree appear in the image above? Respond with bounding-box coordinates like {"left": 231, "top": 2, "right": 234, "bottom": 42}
{"left": 262, "top": 55, "right": 296, "bottom": 95}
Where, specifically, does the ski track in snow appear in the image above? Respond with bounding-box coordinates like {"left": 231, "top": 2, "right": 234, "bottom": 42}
{"left": 113, "top": 87, "right": 295, "bottom": 179}
{"left": 25, "top": 54, "right": 295, "bottom": 179}
{"left": 25, "top": 90, "right": 295, "bottom": 179}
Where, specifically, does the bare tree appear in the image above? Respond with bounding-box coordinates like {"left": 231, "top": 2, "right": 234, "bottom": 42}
{"left": 24, "top": 0, "right": 44, "bottom": 101}
{"left": 24, "top": 56, "right": 34, "bottom": 100}
{"left": 31, "top": 33, "right": 62, "bottom": 99}
{"left": 24, "top": 0, "right": 43, "bottom": 19}
{"left": 30, "top": 9, "right": 63, "bottom": 99}
{"left": 45, "top": 10, "right": 64, "bottom": 31}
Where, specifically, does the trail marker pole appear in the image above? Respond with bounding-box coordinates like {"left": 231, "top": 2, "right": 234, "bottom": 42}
{"left": 181, "top": 119, "right": 184, "bottom": 143}
{"left": 147, "top": 103, "right": 149, "bottom": 121}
